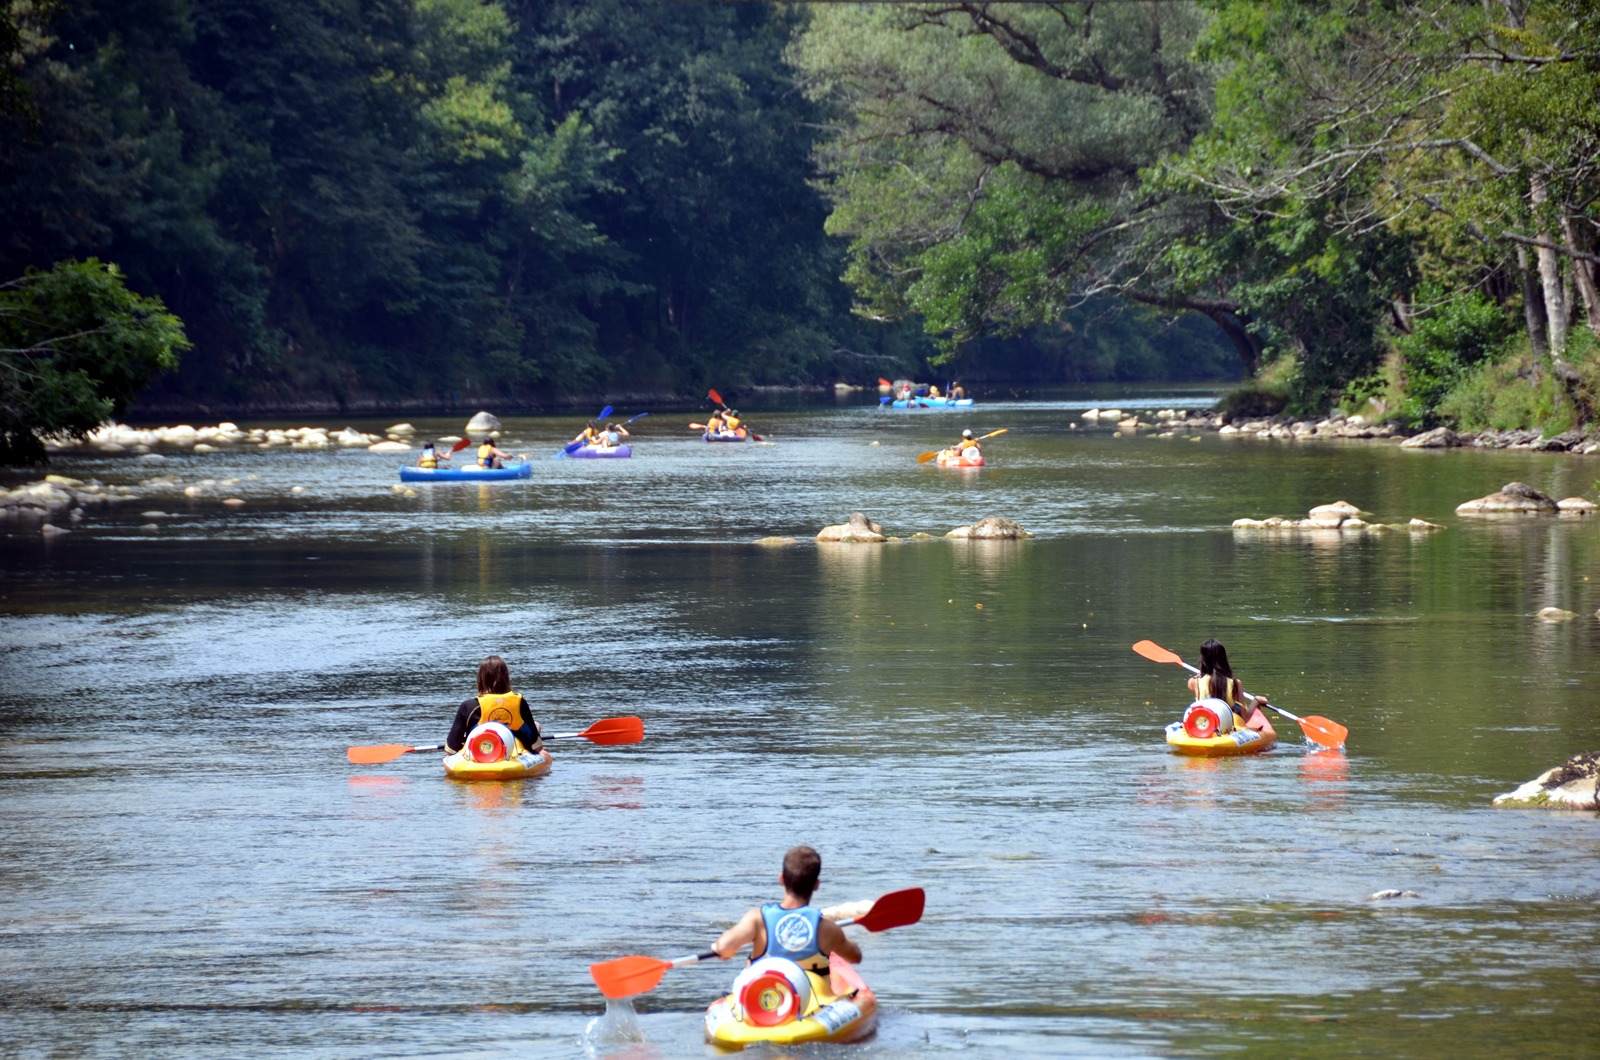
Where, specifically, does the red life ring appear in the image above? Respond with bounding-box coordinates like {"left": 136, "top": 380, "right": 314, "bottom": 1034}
{"left": 467, "top": 722, "right": 514, "bottom": 763}
{"left": 739, "top": 971, "right": 801, "bottom": 1027}
{"left": 1182, "top": 700, "right": 1234, "bottom": 740}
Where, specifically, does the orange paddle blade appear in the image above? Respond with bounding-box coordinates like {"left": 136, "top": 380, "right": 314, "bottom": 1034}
{"left": 689, "top": 423, "right": 707, "bottom": 430}
{"left": 590, "top": 954, "right": 673, "bottom": 999}
{"left": 347, "top": 743, "right": 418, "bottom": 765}
{"left": 708, "top": 388, "right": 723, "bottom": 406}
{"left": 577, "top": 716, "right": 644, "bottom": 745}
{"left": 1132, "top": 640, "right": 1184, "bottom": 666}
{"left": 854, "top": 887, "right": 925, "bottom": 931}
{"left": 449, "top": 438, "right": 473, "bottom": 454}
{"left": 1296, "top": 715, "right": 1348, "bottom": 749}
{"left": 917, "top": 451, "right": 940, "bottom": 463}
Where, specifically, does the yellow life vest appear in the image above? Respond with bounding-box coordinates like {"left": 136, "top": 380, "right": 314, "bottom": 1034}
{"left": 478, "top": 442, "right": 494, "bottom": 467}
{"left": 1194, "top": 674, "right": 1245, "bottom": 723}
{"left": 723, "top": 415, "right": 741, "bottom": 430}
{"left": 477, "top": 691, "right": 525, "bottom": 728}
{"left": 420, "top": 451, "right": 438, "bottom": 468}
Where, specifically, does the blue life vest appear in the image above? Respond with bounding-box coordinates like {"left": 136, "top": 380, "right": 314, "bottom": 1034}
{"left": 759, "top": 903, "right": 822, "bottom": 964}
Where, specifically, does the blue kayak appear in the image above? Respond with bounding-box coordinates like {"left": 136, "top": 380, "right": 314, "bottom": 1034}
{"left": 565, "top": 444, "right": 632, "bottom": 459}
{"left": 703, "top": 431, "right": 750, "bottom": 443}
{"left": 399, "top": 461, "right": 532, "bottom": 482}
{"left": 889, "top": 397, "right": 973, "bottom": 409}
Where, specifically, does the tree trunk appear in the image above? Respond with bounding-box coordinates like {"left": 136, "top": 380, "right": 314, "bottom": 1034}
{"left": 1529, "top": 174, "right": 1570, "bottom": 352}
{"left": 1560, "top": 213, "right": 1600, "bottom": 338}
{"left": 1126, "top": 290, "right": 1263, "bottom": 375}
{"left": 1516, "top": 245, "right": 1550, "bottom": 358}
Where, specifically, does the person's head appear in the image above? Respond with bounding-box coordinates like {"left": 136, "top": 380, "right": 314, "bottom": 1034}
{"left": 423, "top": 441, "right": 435, "bottom": 450}
{"left": 962, "top": 429, "right": 973, "bottom": 439}
{"left": 1198, "top": 638, "right": 1232, "bottom": 679}
{"left": 781, "top": 845, "right": 823, "bottom": 902}
{"left": 477, "top": 655, "right": 511, "bottom": 695}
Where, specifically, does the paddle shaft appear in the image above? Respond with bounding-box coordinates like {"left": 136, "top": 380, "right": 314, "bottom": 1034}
{"left": 635, "top": 905, "right": 888, "bottom": 971}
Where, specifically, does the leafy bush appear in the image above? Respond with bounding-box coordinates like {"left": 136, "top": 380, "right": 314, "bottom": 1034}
{"left": 1393, "top": 291, "right": 1512, "bottom": 426}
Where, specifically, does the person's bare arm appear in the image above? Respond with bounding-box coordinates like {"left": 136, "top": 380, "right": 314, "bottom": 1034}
{"left": 713, "top": 907, "right": 762, "bottom": 960}
{"left": 819, "top": 919, "right": 862, "bottom": 963}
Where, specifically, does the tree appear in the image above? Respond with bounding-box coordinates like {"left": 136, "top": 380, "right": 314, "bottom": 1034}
{"left": 0, "top": 259, "right": 188, "bottom": 462}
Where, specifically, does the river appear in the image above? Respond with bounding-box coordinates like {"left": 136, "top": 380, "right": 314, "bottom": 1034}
{"left": 2, "top": 395, "right": 1597, "bottom": 1058}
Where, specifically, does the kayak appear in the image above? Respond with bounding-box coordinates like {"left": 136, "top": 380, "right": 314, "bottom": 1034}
{"left": 703, "top": 430, "right": 750, "bottom": 443}
{"left": 566, "top": 444, "right": 632, "bottom": 459}
{"left": 891, "top": 397, "right": 973, "bottom": 408}
{"left": 704, "top": 958, "right": 877, "bottom": 1050}
{"left": 399, "top": 461, "right": 532, "bottom": 482}
{"left": 1165, "top": 699, "right": 1277, "bottom": 756}
{"left": 935, "top": 450, "right": 984, "bottom": 467}
{"left": 442, "top": 722, "right": 554, "bottom": 780}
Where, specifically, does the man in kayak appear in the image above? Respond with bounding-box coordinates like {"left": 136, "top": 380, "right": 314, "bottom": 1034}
{"left": 943, "top": 429, "right": 980, "bottom": 461}
{"left": 597, "top": 421, "right": 630, "bottom": 447}
{"left": 476, "top": 438, "right": 513, "bottom": 468}
{"left": 1186, "top": 638, "right": 1273, "bottom": 733}
{"left": 722, "top": 410, "right": 746, "bottom": 437}
{"left": 712, "top": 846, "right": 862, "bottom": 974}
{"left": 950, "top": 381, "right": 966, "bottom": 399}
{"left": 446, "top": 655, "right": 543, "bottom": 755}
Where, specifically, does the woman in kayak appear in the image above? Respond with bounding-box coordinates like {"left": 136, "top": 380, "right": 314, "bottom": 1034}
{"left": 597, "top": 421, "right": 630, "bottom": 447}
{"left": 944, "top": 429, "right": 980, "bottom": 460}
{"left": 417, "top": 441, "right": 450, "bottom": 468}
{"left": 1187, "top": 638, "right": 1271, "bottom": 732}
{"left": 570, "top": 421, "right": 601, "bottom": 448}
{"left": 712, "top": 846, "right": 862, "bottom": 974}
{"left": 446, "top": 655, "right": 543, "bottom": 754}
{"left": 476, "top": 438, "right": 513, "bottom": 468}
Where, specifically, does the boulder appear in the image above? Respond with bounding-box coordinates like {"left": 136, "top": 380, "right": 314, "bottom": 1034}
{"left": 465, "top": 410, "right": 503, "bottom": 437}
{"left": 1456, "top": 481, "right": 1559, "bottom": 514}
{"left": 1400, "top": 427, "right": 1458, "bottom": 449}
{"left": 946, "top": 516, "right": 1033, "bottom": 539}
{"left": 368, "top": 441, "right": 411, "bottom": 452}
{"left": 753, "top": 536, "right": 798, "bottom": 547}
{"left": 816, "top": 511, "right": 887, "bottom": 543}
{"left": 1536, "top": 607, "right": 1578, "bottom": 622}
{"left": 1557, "top": 497, "right": 1597, "bottom": 514}
{"left": 1309, "top": 500, "right": 1372, "bottom": 521}
{"left": 1492, "top": 751, "right": 1600, "bottom": 809}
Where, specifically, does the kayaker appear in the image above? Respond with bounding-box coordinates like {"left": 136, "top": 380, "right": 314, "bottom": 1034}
{"left": 445, "top": 655, "right": 543, "bottom": 755}
{"left": 723, "top": 409, "right": 744, "bottom": 437}
{"left": 570, "top": 421, "right": 602, "bottom": 448}
{"left": 597, "top": 421, "right": 630, "bottom": 447}
{"left": 950, "top": 381, "right": 966, "bottom": 399}
{"left": 705, "top": 409, "right": 724, "bottom": 434}
{"left": 927, "top": 384, "right": 942, "bottom": 398}
{"left": 944, "top": 429, "right": 980, "bottom": 460}
{"left": 1186, "top": 638, "right": 1272, "bottom": 732}
{"left": 712, "top": 846, "right": 862, "bottom": 973}
{"left": 417, "top": 441, "right": 450, "bottom": 468}
{"left": 476, "top": 438, "right": 513, "bottom": 469}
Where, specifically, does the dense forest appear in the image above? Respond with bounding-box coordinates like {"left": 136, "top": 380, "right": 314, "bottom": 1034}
{"left": 3, "top": 0, "right": 1599, "bottom": 431}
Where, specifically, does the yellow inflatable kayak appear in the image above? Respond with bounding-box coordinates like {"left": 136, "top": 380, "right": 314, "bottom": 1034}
{"left": 442, "top": 721, "right": 554, "bottom": 780}
{"left": 704, "top": 958, "right": 877, "bottom": 1049}
{"left": 1164, "top": 699, "right": 1277, "bottom": 756}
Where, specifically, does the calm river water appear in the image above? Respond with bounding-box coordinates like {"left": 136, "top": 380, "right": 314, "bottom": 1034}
{"left": 2, "top": 395, "right": 1598, "bottom": 1058}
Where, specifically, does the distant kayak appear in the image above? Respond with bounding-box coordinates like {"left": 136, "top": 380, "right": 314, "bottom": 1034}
{"left": 935, "top": 450, "right": 985, "bottom": 467}
{"left": 565, "top": 444, "right": 632, "bottom": 459}
{"left": 703, "top": 430, "right": 750, "bottom": 443}
{"left": 443, "top": 721, "right": 554, "bottom": 781}
{"left": 399, "top": 461, "right": 532, "bottom": 482}
{"left": 890, "top": 397, "right": 973, "bottom": 409}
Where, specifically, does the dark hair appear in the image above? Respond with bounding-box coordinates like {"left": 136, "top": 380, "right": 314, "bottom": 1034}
{"left": 782, "top": 845, "right": 822, "bottom": 902}
{"left": 1198, "top": 638, "right": 1239, "bottom": 703}
{"left": 477, "top": 655, "right": 511, "bottom": 695}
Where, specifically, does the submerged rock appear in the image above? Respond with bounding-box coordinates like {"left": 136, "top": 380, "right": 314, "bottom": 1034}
{"left": 753, "top": 536, "right": 798, "bottom": 547}
{"left": 816, "top": 511, "right": 886, "bottom": 543}
{"left": 1456, "top": 481, "right": 1559, "bottom": 514}
{"left": 946, "top": 516, "right": 1033, "bottom": 539}
{"left": 1493, "top": 751, "right": 1600, "bottom": 809}
{"left": 1536, "top": 607, "right": 1578, "bottom": 622}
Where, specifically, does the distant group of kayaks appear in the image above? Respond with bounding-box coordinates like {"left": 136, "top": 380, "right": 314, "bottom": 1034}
{"left": 395, "top": 385, "right": 1000, "bottom": 484}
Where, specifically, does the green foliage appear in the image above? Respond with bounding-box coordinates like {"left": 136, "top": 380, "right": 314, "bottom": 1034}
{"left": 0, "top": 259, "right": 188, "bottom": 462}
{"left": 1393, "top": 290, "right": 1513, "bottom": 426}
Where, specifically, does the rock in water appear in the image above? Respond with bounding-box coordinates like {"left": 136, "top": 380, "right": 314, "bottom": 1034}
{"left": 465, "top": 411, "right": 503, "bottom": 438}
{"left": 1492, "top": 752, "right": 1600, "bottom": 809}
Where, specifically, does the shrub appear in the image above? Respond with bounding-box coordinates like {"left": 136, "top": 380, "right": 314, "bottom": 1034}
{"left": 1393, "top": 291, "right": 1512, "bottom": 426}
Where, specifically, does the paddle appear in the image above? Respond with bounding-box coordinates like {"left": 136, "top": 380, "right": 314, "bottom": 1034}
{"left": 917, "top": 427, "right": 1007, "bottom": 463}
{"left": 588, "top": 886, "right": 925, "bottom": 1000}
{"left": 1130, "top": 640, "right": 1348, "bottom": 749}
{"left": 346, "top": 715, "right": 645, "bottom": 765}
{"left": 449, "top": 438, "right": 473, "bottom": 455}
{"left": 878, "top": 377, "right": 893, "bottom": 388}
